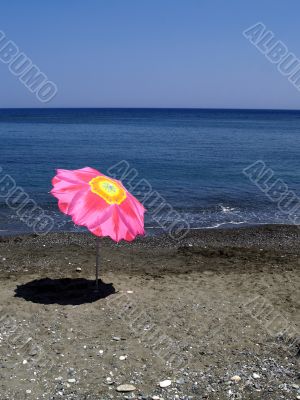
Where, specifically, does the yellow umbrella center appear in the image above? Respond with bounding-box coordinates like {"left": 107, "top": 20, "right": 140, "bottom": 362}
{"left": 89, "top": 176, "right": 127, "bottom": 205}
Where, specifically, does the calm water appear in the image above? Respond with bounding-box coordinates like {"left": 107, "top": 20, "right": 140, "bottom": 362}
{"left": 0, "top": 108, "right": 299, "bottom": 235}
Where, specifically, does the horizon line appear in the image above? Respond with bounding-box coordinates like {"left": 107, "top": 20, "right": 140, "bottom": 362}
{"left": 0, "top": 107, "right": 300, "bottom": 111}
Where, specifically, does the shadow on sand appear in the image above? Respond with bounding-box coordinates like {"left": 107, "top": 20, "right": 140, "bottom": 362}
{"left": 15, "top": 278, "right": 116, "bottom": 305}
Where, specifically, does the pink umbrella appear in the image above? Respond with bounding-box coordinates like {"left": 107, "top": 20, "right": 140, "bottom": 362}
{"left": 51, "top": 167, "right": 145, "bottom": 289}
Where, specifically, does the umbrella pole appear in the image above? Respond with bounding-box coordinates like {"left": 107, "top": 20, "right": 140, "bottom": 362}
{"left": 95, "top": 238, "right": 100, "bottom": 290}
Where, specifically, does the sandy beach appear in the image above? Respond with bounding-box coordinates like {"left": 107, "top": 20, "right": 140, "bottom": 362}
{"left": 0, "top": 225, "right": 298, "bottom": 399}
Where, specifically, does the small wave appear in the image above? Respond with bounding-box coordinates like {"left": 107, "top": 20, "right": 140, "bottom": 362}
{"left": 204, "top": 221, "right": 246, "bottom": 229}
{"left": 219, "top": 204, "right": 236, "bottom": 213}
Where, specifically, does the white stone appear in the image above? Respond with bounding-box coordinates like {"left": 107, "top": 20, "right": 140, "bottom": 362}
{"left": 23, "top": 360, "right": 28, "bottom": 364}
{"left": 159, "top": 379, "right": 172, "bottom": 388}
{"left": 26, "top": 390, "right": 31, "bottom": 394}
{"left": 252, "top": 373, "right": 260, "bottom": 379}
{"left": 119, "top": 355, "right": 127, "bottom": 360}
{"left": 76, "top": 267, "right": 82, "bottom": 272}
{"left": 231, "top": 375, "right": 241, "bottom": 382}
{"left": 116, "top": 384, "right": 136, "bottom": 392}
{"left": 67, "top": 378, "right": 76, "bottom": 383}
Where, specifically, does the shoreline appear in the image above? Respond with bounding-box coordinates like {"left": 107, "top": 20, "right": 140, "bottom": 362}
{"left": 1, "top": 222, "right": 299, "bottom": 249}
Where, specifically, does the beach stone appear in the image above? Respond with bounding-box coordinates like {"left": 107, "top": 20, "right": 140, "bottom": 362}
{"left": 76, "top": 267, "right": 82, "bottom": 272}
{"left": 292, "top": 383, "right": 299, "bottom": 389}
{"left": 252, "top": 373, "right": 260, "bottom": 379}
{"left": 67, "top": 378, "right": 76, "bottom": 383}
{"left": 116, "top": 384, "right": 136, "bottom": 392}
{"left": 159, "top": 379, "right": 172, "bottom": 388}
{"left": 152, "top": 396, "right": 160, "bottom": 400}
{"left": 231, "top": 375, "right": 241, "bottom": 382}
{"left": 112, "top": 336, "right": 121, "bottom": 341}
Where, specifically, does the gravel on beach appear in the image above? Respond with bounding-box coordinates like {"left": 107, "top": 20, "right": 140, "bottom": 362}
{"left": 0, "top": 225, "right": 299, "bottom": 399}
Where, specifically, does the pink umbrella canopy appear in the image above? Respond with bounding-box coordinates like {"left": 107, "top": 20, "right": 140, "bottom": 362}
{"left": 51, "top": 167, "right": 145, "bottom": 290}
{"left": 51, "top": 167, "right": 145, "bottom": 242}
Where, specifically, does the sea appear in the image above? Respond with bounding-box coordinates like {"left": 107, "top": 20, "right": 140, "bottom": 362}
{"left": 0, "top": 108, "right": 299, "bottom": 236}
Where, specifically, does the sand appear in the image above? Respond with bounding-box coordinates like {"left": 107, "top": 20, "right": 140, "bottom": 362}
{"left": 0, "top": 225, "right": 299, "bottom": 399}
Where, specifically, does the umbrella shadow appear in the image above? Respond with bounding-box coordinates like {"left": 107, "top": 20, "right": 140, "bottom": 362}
{"left": 15, "top": 278, "right": 116, "bottom": 305}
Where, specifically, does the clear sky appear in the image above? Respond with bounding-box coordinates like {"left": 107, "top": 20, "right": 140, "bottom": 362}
{"left": 0, "top": 0, "right": 299, "bottom": 109}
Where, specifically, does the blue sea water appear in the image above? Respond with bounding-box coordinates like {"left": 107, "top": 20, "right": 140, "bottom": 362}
{"left": 0, "top": 108, "right": 299, "bottom": 235}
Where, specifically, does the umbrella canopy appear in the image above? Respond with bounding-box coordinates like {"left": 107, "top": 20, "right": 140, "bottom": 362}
{"left": 51, "top": 167, "right": 145, "bottom": 242}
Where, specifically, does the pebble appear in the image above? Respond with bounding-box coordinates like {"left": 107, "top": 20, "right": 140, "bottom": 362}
{"left": 252, "top": 373, "right": 260, "bottom": 379}
{"left": 112, "top": 336, "right": 121, "bottom": 341}
{"left": 76, "top": 267, "right": 82, "bottom": 272}
{"left": 127, "top": 290, "right": 133, "bottom": 294}
{"left": 119, "top": 355, "right": 127, "bottom": 360}
{"left": 67, "top": 378, "right": 76, "bottom": 383}
{"left": 23, "top": 360, "right": 28, "bottom": 365}
{"left": 159, "top": 379, "right": 172, "bottom": 388}
{"left": 26, "top": 390, "right": 31, "bottom": 394}
{"left": 292, "top": 384, "right": 299, "bottom": 389}
{"left": 296, "top": 396, "right": 300, "bottom": 400}
{"left": 231, "top": 375, "right": 241, "bottom": 382}
{"left": 116, "top": 384, "right": 136, "bottom": 392}
{"left": 152, "top": 397, "right": 160, "bottom": 400}
{"left": 99, "top": 349, "right": 104, "bottom": 354}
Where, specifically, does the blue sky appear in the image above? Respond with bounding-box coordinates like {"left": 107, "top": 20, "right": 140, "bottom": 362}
{"left": 0, "top": 0, "right": 299, "bottom": 108}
